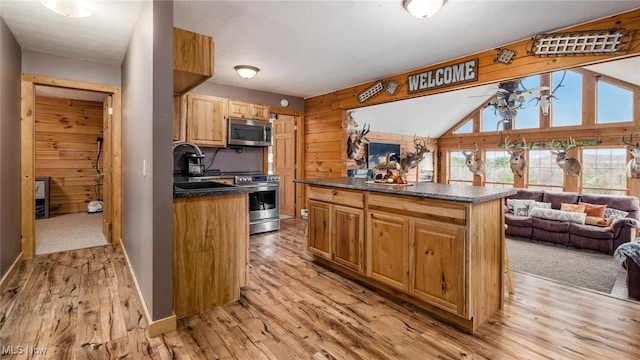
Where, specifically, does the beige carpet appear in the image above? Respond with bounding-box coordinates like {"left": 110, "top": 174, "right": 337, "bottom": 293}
{"left": 36, "top": 212, "right": 108, "bottom": 255}
{"left": 507, "top": 237, "right": 620, "bottom": 293}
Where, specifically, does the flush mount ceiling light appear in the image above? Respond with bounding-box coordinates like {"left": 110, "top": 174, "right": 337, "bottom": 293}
{"left": 403, "top": 0, "right": 444, "bottom": 19}
{"left": 234, "top": 65, "right": 259, "bottom": 79}
{"left": 41, "top": 0, "right": 92, "bottom": 18}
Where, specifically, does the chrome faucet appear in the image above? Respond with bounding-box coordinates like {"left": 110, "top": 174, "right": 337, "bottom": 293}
{"left": 172, "top": 141, "right": 204, "bottom": 157}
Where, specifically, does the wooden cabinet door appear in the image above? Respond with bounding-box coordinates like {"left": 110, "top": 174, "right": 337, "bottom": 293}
{"left": 411, "top": 220, "right": 466, "bottom": 316}
{"left": 186, "top": 94, "right": 228, "bottom": 147}
{"left": 228, "top": 100, "right": 250, "bottom": 118}
{"left": 366, "top": 211, "right": 409, "bottom": 291}
{"left": 249, "top": 103, "right": 270, "bottom": 120}
{"left": 308, "top": 200, "right": 331, "bottom": 260}
{"left": 333, "top": 205, "right": 364, "bottom": 273}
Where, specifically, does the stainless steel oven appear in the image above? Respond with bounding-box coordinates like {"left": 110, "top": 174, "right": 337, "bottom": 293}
{"left": 235, "top": 175, "right": 280, "bottom": 234}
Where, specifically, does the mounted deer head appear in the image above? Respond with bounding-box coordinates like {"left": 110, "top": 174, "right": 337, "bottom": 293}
{"left": 622, "top": 133, "right": 640, "bottom": 178}
{"left": 533, "top": 70, "right": 566, "bottom": 116}
{"left": 461, "top": 142, "right": 485, "bottom": 176}
{"left": 346, "top": 123, "right": 370, "bottom": 168}
{"left": 399, "top": 135, "right": 433, "bottom": 172}
{"left": 505, "top": 136, "right": 530, "bottom": 178}
{"left": 550, "top": 137, "right": 581, "bottom": 176}
{"left": 346, "top": 110, "right": 358, "bottom": 132}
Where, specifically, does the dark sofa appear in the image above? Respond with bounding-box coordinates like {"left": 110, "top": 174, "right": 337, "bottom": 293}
{"left": 505, "top": 189, "right": 639, "bottom": 255}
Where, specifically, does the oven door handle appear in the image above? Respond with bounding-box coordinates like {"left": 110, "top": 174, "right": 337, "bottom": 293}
{"left": 244, "top": 184, "right": 279, "bottom": 192}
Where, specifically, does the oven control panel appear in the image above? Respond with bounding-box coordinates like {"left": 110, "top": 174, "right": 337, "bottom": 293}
{"left": 235, "top": 175, "right": 280, "bottom": 185}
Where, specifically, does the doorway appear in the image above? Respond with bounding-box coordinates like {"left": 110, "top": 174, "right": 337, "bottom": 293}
{"left": 21, "top": 75, "right": 121, "bottom": 259}
{"left": 33, "top": 86, "right": 110, "bottom": 254}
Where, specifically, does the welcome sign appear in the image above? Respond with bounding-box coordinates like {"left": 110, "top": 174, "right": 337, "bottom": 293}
{"left": 407, "top": 58, "right": 479, "bottom": 94}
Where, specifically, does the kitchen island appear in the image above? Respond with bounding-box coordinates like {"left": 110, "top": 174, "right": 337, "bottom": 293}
{"left": 173, "top": 183, "right": 251, "bottom": 318}
{"left": 295, "top": 177, "right": 516, "bottom": 331}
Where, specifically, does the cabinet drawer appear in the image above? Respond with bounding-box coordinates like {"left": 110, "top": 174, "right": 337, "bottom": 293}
{"left": 308, "top": 186, "right": 364, "bottom": 208}
{"left": 368, "top": 193, "right": 466, "bottom": 224}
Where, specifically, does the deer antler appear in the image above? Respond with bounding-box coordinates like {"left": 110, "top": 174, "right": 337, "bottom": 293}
{"left": 551, "top": 70, "right": 567, "bottom": 97}
{"left": 566, "top": 137, "right": 576, "bottom": 151}
{"left": 504, "top": 136, "right": 512, "bottom": 149}
{"left": 623, "top": 134, "right": 637, "bottom": 147}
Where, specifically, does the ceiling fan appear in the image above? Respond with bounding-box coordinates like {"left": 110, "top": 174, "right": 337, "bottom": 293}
{"left": 472, "top": 79, "right": 550, "bottom": 130}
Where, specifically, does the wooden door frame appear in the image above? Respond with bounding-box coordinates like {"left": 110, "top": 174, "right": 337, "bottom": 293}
{"left": 269, "top": 108, "right": 305, "bottom": 217}
{"left": 20, "top": 74, "right": 122, "bottom": 259}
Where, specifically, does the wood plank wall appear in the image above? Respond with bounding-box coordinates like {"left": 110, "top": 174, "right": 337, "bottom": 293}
{"left": 303, "top": 9, "right": 640, "bottom": 191}
{"left": 35, "top": 96, "right": 104, "bottom": 216}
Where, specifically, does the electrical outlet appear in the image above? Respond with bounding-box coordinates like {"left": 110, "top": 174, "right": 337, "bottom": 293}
{"left": 301, "top": 209, "right": 308, "bottom": 218}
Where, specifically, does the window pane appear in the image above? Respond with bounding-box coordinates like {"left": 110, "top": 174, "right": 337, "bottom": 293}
{"left": 454, "top": 119, "right": 473, "bottom": 134}
{"left": 551, "top": 71, "right": 582, "bottom": 127}
{"left": 582, "top": 148, "right": 627, "bottom": 194}
{"left": 482, "top": 107, "right": 503, "bottom": 132}
{"left": 528, "top": 150, "right": 564, "bottom": 187}
{"left": 485, "top": 150, "right": 513, "bottom": 186}
{"left": 514, "top": 76, "right": 540, "bottom": 129}
{"left": 597, "top": 81, "right": 633, "bottom": 124}
{"left": 449, "top": 151, "right": 473, "bottom": 183}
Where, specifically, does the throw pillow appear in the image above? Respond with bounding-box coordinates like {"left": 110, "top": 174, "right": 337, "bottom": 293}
{"left": 579, "top": 202, "right": 607, "bottom": 218}
{"left": 507, "top": 199, "right": 534, "bottom": 216}
{"left": 605, "top": 207, "right": 629, "bottom": 219}
{"left": 585, "top": 216, "right": 613, "bottom": 227}
{"left": 529, "top": 208, "right": 586, "bottom": 225}
{"left": 528, "top": 201, "right": 552, "bottom": 216}
{"left": 560, "top": 203, "right": 586, "bottom": 213}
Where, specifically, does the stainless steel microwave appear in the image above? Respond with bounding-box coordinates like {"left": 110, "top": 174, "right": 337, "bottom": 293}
{"left": 227, "top": 117, "right": 272, "bottom": 147}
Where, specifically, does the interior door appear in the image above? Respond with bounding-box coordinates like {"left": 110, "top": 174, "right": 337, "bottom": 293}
{"left": 274, "top": 115, "right": 296, "bottom": 216}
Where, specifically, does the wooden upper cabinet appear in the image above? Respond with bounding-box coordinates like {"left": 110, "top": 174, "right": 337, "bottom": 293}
{"left": 186, "top": 94, "right": 228, "bottom": 147}
{"left": 249, "top": 103, "right": 270, "bottom": 120}
{"left": 228, "top": 99, "right": 270, "bottom": 121}
{"left": 174, "top": 27, "right": 214, "bottom": 95}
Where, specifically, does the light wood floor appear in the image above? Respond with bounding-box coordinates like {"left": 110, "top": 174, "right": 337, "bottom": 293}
{"left": 1, "top": 218, "right": 639, "bottom": 359}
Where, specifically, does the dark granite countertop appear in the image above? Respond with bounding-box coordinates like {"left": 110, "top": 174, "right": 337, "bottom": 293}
{"left": 295, "top": 177, "right": 516, "bottom": 203}
{"left": 173, "top": 182, "right": 251, "bottom": 198}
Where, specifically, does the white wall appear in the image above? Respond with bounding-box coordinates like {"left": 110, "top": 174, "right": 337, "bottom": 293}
{"left": 121, "top": 0, "right": 173, "bottom": 320}
{"left": 22, "top": 50, "right": 121, "bottom": 86}
{"left": 0, "top": 18, "right": 22, "bottom": 277}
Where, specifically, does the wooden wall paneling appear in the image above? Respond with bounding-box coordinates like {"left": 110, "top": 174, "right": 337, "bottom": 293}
{"left": 35, "top": 96, "right": 104, "bottom": 216}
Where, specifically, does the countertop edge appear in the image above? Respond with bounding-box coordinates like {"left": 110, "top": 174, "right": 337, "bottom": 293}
{"left": 295, "top": 178, "right": 517, "bottom": 203}
{"left": 173, "top": 187, "right": 252, "bottom": 198}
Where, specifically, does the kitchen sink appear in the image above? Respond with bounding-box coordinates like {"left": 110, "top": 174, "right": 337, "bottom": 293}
{"left": 173, "top": 181, "right": 237, "bottom": 191}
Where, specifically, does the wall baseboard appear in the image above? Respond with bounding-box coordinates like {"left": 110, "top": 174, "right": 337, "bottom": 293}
{"left": 0, "top": 252, "right": 24, "bottom": 293}
{"left": 148, "top": 315, "right": 177, "bottom": 337}
{"left": 118, "top": 242, "right": 176, "bottom": 337}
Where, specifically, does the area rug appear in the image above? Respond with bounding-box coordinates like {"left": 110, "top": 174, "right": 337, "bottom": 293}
{"left": 36, "top": 212, "right": 108, "bottom": 255}
{"left": 506, "top": 238, "right": 621, "bottom": 293}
